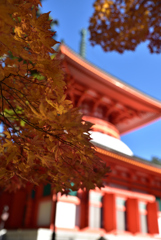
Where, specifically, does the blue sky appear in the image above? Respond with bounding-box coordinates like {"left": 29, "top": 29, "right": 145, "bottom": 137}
{"left": 41, "top": 0, "right": 161, "bottom": 161}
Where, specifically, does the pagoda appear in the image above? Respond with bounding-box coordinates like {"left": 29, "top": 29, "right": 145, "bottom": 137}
{"left": 1, "top": 44, "right": 161, "bottom": 240}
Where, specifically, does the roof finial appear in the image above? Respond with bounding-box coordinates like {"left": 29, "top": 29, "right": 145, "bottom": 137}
{"left": 80, "top": 29, "right": 87, "bottom": 58}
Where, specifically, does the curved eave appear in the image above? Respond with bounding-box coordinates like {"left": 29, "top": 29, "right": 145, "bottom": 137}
{"left": 60, "top": 44, "right": 161, "bottom": 134}
{"left": 118, "top": 112, "right": 161, "bottom": 135}
{"left": 60, "top": 44, "right": 161, "bottom": 110}
{"left": 96, "top": 147, "right": 161, "bottom": 175}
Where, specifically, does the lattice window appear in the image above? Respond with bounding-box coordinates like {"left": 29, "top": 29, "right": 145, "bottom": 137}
{"left": 116, "top": 197, "right": 127, "bottom": 231}
{"left": 139, "top": 201, "right": 148, "bottom": 233}
{"left": 89, "top": 191, "right": 103, "bottom": 229}
{"left": 156, "top": 197, "right": 161, "bottom": 211}
{"left": 37, "top": 200, "right": 52, "bottom": 226}
{"left": 43, "top": 184, "right": 51, "bottom": 197}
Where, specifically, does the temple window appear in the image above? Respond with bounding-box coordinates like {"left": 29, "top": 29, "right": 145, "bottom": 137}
{"left": 116, "top": 197, "right": 127, "bottom": 231}
{"left": 156, "top": 197, "right": 161, "bottom": 211}
{"left": 37, "top": 184, "right": 52, "bottom": 226}
{"left": 94, "top": 107, "right": 104, "bottom": 118}
{"left": 89, "top": 191, "right": 103, "bottom": 229}
{"left": 80, "top": 102, "right": 91, "bottom": 115}
{"left": 31, "top": 189, "right": 36, "bottom": 199}
{"left": 139, "top": 201, "right": 148, "bottom": 233}
{"left": 37, "top": 200, "right": 52, "bottom": 226}
{"left": 43, "top": 184, "right": 51, "bottom": 197}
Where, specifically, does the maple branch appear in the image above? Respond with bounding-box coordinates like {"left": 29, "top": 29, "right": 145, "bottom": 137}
{"left": 1, "top": 94, "right": 81, "bottom": 151}
{"left": 0, "top": 83, "right": 4, "bottom": 113}
{"left": 0, "top": 113, "right": 18, "bottom": 133}
{"left": 1, "top": 80, "right": 37, "bottom": 110}
{"left": 18, "top": 74, "right": 47, "bottom": 87}
{"left": 60, "top": 155, "right": 87, "bottom": 181}
{"left": 1, "top": 88, "right": 29, "bottom": 111}
{"left": 0, "top": 0, "right": 109, "bottom": 191}
{"left": 1, "top": 86, "right": 92, "bottom": 162}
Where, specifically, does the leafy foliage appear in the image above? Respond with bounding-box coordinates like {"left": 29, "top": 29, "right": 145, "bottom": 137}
{"left": 0, "top": 0, "right": 109, "bottom": 192}
{"left": 151, "top": 157, "right": 161, "bottom": 166}
{"left": 89, "top": 0, "right": 161, "bottom": 53}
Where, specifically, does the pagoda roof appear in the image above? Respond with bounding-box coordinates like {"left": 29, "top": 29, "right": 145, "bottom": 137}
{"left": 60, "top": 44, "right": 161, "bottom": 135}
{"left": 94, "top": 142, "right": 161, "bottom": 176}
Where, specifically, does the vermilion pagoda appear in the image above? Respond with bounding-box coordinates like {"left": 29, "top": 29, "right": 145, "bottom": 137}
{"left": 1, "top": 44, "right": 161, "bottom": 240}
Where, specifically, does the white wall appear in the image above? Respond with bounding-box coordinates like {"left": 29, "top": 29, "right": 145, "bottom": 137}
{"left": 55, "top": 202, "right": 76, "bottom": 229}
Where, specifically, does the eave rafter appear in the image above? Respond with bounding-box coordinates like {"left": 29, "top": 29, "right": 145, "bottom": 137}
{"left": 64, "top": 74, "right": 145, "bottom": 125}
{"left": 109, "top": 105, "right": 143, "bottom": 125}
{"left": 60, "top": 44, "right": 161, "bottom": 134}
{"left": 92, "top": 96, "right": 113, "bottom": 114}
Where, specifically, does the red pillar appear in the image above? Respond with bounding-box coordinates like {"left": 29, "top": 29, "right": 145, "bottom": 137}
{"left": 79, "top": 191, "right": 89, "bottom": 229}
{"left": 24, "top": 199, "right": 34, "bottom": 227}
{"left": 147, "top": 202, "right": 159, "bottom": 234}
{"left": 23, "top": 185, "right": 34, "bottom": 228}
{"left": 8, "top": 190, "right": 26, "bottom": 228}
{"left": 126, "top": 198, "right": 140, "bottom": 233}
{"left": 103, "top": 193, "right": 116, "bottom": 232}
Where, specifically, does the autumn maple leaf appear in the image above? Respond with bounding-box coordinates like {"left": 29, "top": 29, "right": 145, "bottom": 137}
{"left": 0, "top": 0, "right": 109, "bottom": 192}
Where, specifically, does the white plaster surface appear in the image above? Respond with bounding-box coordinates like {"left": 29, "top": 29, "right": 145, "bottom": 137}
{"left": 55, "top": 202, "right": 76, "bottom": 229}
{"left": 90, "top": 131, "right": 133, "bottom": 156}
